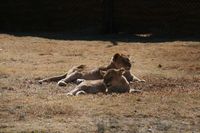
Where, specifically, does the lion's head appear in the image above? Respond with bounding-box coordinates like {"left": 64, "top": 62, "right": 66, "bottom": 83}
{"left": 111, "top": 53, "right": 132, "bottom": 70}
{"left": 101, "top": 68, "right": 130, "bottom": 93}
{"left": 101, "top": 68, "right": 126, "bottom": 88}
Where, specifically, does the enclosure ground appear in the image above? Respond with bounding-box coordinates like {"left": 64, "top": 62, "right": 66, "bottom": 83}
{"left": 0, "top": 34, "right": 200, "bottom": 133}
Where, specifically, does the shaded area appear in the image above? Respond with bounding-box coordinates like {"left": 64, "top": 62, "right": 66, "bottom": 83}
{"left": 0, "top": 0, "right": 200, "bottom": 35}
{"left": 1, "top": 32, "right": 200, "bottom": 43}
{"left": 0, "top": 0, "right": 103, "bottom": 33}
{"left": 113, "top": 0, "right": 200, "bottom": 35}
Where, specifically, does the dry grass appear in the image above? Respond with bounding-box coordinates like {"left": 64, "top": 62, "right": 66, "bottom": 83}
{"left": 0, "top": 34, "right": 200, "bottom": 133}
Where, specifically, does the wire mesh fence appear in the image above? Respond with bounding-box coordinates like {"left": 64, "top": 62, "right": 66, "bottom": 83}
{"left": 0, "top": 0, "right": 200, "bottom": 35}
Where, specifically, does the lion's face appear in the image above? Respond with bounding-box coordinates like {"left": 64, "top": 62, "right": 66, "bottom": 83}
{"left": 111, "top": 53, "right": 132, "bottom": 70}
{"left": 102, "top": 68, "right": 125, "bottom": 88}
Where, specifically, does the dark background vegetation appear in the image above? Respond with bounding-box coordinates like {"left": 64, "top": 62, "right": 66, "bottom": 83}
{"left": 0, "top": 0, "right": 200, "bottom": 36}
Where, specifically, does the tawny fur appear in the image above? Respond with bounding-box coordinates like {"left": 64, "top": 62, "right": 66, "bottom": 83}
{"left": 39, "top": 53, "right": 145, "bottom": 86}
{"left": 67, "top": 68, "right": 132, "bottom": 96}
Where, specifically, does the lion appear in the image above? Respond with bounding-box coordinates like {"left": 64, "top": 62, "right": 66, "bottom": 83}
{"left": 38, "top": 53, "right": 145, "bottom": 86}
{"left": 67, "top": 68, "right": 132, "bottom": 96}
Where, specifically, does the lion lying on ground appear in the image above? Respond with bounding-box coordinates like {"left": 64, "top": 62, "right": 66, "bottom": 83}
{"left": 67, "top": 68, "right": 138, "bottom": 96}
{"left": 39, "top": 53, "right": 145, "bottom": 86}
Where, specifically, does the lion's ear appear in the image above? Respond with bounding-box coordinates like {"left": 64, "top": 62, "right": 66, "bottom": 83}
{"left": 100, "top": 70, "right": 106, "bottom": 76}
{"left": 112, "top": 53, "right": 120, "bottom": 61}
{"left": 119, "top": 68, "right": 125, "bottom": 75}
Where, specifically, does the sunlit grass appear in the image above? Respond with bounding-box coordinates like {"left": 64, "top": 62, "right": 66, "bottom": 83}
{"left": 0, "top": 34, "right": 200, "bottom": 132}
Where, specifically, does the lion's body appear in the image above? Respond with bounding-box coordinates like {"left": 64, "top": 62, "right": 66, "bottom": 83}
{"left": 67, "top": 80, "right": 106, "bottom": 95}
{"left": 67, "top": 69, "right": 131, "bottom": 96}
{"left": 67, "top": 65, "right": 104, "bottom": 80}
{"left": 39, "top": 53, "right": 144, "bottom": 86}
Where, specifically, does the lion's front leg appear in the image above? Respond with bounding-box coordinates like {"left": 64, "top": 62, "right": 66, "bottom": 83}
{"left": 132, "top": 74, "right": 145, "bottom": 82}
{"left": 129, "top": 88, "right": 142, "bottom": 93}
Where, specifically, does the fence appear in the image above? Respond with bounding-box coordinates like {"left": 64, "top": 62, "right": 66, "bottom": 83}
{"left": 0, "top": 0, "right": 200, "bottom": 35}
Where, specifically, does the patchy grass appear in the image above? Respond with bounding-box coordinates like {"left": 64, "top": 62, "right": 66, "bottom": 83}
{"left": 0, "top": 34, "right": 200, "bottom": 133}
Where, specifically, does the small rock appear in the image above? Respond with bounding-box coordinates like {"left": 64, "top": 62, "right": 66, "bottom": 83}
{"left": 136, "top": 98, "right": 142, "bottom": 102}
{"left": 158, "top": 64, "right": 162, "bottom": 68}
{"left": 148, "top": 128, "right": 153, "bottom": 132}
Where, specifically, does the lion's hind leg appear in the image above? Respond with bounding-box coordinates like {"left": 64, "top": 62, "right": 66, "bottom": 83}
{"left": 58, "top": 72, "right": 83, "bottom": 86}
{"left": 76, "top": 79, "right": 85, "bottom": 84}
{"left": 39, "top": 73, "right": 67, "bottom": 84}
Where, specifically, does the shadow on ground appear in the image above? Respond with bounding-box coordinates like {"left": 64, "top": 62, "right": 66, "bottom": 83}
{"left": 1, "top": 32, "right": 200, "bottom": 45}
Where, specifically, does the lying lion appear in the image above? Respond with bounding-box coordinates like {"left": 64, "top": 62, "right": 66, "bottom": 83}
{"left": 67, "top": 68, "right": 133, "bottom": 96}
{"left": 39, "top": 53, "right": 145, "bottom": 86}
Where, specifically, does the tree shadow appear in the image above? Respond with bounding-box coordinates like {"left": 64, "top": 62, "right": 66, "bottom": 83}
{"left": 1, "top": 32, "right": 200, "bottom": 44}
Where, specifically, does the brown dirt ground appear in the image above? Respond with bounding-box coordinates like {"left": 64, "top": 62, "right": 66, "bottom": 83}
{"left": 0, "top": 34, "right": 200, "bottom": 133}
